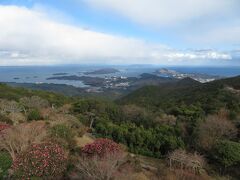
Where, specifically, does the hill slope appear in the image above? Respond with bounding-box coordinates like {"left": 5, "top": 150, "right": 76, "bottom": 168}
{"left": 119, "top": 76, "right": 240, "bottom": 114}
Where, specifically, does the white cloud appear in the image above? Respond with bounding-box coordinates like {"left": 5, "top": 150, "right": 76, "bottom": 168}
{"left": 187, "top": 25, "right": 240, "bottom": 45}
{"left": 164, "top": 50, "right": 231, "bottom": 60}
{"left": 83, "top": 0, "right": 238, "bottom": 27}
{"left": 0, "top": 5, "right": 232, "bottom": 65}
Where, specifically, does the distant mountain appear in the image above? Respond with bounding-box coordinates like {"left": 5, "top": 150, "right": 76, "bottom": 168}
{"left": 155, "top": 68, "right": 221, "bottom": 83}
{"left": 155, "top": 68, "right": 177, "bottom": 75}
{"left": 47, "top": 75, "right": 105, "bottom": 86}
{"left": 118, "top": 76, "right": 240, "bottom": 114}
{"left": 175, "top": 77, "right": 201, "bottom": 86}
{"left": 84, "top": 68, "right": 120, "bottom": 75}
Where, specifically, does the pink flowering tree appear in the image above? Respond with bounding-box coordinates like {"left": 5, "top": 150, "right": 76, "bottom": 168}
{"left": 81, "top": 138, "right": 122, "bottom": 157}
{"left": 12, "top": 142, "right": 67, "bottom": 179}
{"left": 76, "top": 138, "right": 125, "bottom": 180}
{"left": 0, "top": 122, "right": 47, "bottom": 160}
{"left": 0, "top": 124, "right": 11, "bottom": 134}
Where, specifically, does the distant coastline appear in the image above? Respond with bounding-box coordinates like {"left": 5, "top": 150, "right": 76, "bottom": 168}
{"left": 84, "top": 68, "right": 120, "bottom": 75}
{"left": 52, "top": 73, "right": 69, "bottom": 76}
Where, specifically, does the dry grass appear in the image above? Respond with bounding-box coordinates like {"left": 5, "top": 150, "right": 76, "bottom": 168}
{"left": 7, "top": 112, "right": 26, "bottom": 125}
{"left": 75, "top": 134, "right": 95, "bottom": 147}
{"left": 116, "top": 172, "right": 149, "bottom": 180}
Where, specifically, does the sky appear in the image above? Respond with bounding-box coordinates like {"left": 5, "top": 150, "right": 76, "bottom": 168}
{"left": 0, "top": 0, "right": 240, "bottom": 66}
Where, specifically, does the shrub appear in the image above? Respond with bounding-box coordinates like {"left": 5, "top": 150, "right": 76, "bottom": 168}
{"left": 212, "top": 140, "right": 240, "bottom": 168}
{"left": 50, "top": 124, "right": 76, "bottom": 149}
{"left": 0, "top": 99, "right": 22, "bottom": 113}
{"left": 0, "top": 113, "right": 13, "bottom": 125}
{"left": 168, "top": 149, "right": 205, "bottom": 174}
{"left": 198, "top": 110, "right": 237, "bottom": 151}
{"left": 0, "top": 122, "right": 46, "bottom": 160}
{"left": 0, "top": 151, "right": 12, "bottom": 179}
{"left": 20, "top": 96, "right": 49, "bottom": 110}
{"left": 81, "top": 138, "right": 122, "bottom": 158}
{"left": 7, "top": 112, "right": 26, "bottom": 125}
{"left": 51, "top": 124, "right": 74, "bottom": 141}
{"left": 0, "top": 124, "right": 11, "bottom": 134}
{"left": 77, "top": 138, "right": 125, "bottom": 180}
{"left": 12, "top": 142, "right": 67, "bottom": 179}
{"left": 27, "top": 109, "right": 42, "bottom": 121}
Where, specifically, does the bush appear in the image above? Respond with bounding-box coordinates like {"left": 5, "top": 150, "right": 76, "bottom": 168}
{"left": 0, "top": 151, "right": 12, "bottom": 179}
{"left": 12, "top": 142, "right": 67, "bottom": 179}
{"left": 20, "top": 96, "right": 49, "bottom": 109}
{"left": 27, "top": 109, "right": 42, "bottom": 121}
{"left": 0, "top": 122, "right": 46, "bottom": 160}
{"left": 76, "top": 138, "right": 125, "bottom": 180}
{"left": 0, "top": 113, "right": 13, "bottom": 125}
{"left": 8, "top": 112, "right": 26, "bottom": 125}
{"left": 198, "top": 110, "right": 237, "bottom": 151}
{"left": 81, "top": 138, "right": 121, "bottom": 158}
{"left": 212, "top": 140, "right": 240, "bottom": 168}
{"left": 0, "top": 124, "right": 11, "bottom": 134}
{"left": 51, "top": 124, "right": 74, "bottom": 141}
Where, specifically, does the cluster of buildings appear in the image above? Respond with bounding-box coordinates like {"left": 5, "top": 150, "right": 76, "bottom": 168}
{"left": 85, "top": 76, "right": 130, "bottom": 93}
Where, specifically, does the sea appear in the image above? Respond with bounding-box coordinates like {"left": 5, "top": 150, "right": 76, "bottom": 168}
{"left": 0, "top": 65, "right": 240, "bottom": 87}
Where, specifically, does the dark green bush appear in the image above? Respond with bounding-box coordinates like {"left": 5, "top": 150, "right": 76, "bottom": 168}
{"left": 212, "top": 140, "right": 240, "bottom": 168}
{"left": 27, "top": 109, "right": 42, "bottom": 121}
{"left": 95, "top": 121, "right": 184, "bottom": 158}
{"left": 0, "top": 151, "right": 12, "bottom": 179}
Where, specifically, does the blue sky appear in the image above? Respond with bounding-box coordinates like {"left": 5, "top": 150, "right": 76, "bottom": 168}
{"left": 0, "top": 0, "right": 240, "bottom": 65}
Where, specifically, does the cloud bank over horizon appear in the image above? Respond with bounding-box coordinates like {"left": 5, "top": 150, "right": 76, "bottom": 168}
{"left": 0, "top": 1, "right": 239, "bottom": 66}
{"left": 84, "top": 0, "right": 240, "bottom": 45}
{"left": 84, "top": 0, "right": 236, "bottom": 26}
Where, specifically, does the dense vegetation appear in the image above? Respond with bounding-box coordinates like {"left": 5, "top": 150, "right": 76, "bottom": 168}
{"left": 0, "top": 76, "right": 240, "bottom": 179}
{"left": 0, "top": 83, "right": 70, "bottom": 106}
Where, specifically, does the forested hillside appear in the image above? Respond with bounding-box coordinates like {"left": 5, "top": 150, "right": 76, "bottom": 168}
{"left": 0, "top": 76, "right": 240, "bottom": 179}
{"left": 119, "top": 76, "right": 240, "bottom": 114}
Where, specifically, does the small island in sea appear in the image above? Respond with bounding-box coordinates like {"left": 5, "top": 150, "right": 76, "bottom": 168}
{"left": 84, "top": 68, "right": 120, "bottom": 75}
{"left": 155, "top": 68, "right": 221, "bottom": 83}
{"left": 52, "top": 73, "right": 69, "bottom": 76}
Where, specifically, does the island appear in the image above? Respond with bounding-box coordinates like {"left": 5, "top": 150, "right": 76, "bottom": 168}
{"left": 155, "top": 68, "right": 221, "bottom": 83}
{"left": 52, "top": 73, "right": 69, "bottom": 76}
{"left": 47, "top": 75, "right": 105, "bottom": 86}
{"left": 46, "top": 73, "right": 175, "bottom": 90}
{"left": 84, "top": 68, "right": 120, "bottom": 75}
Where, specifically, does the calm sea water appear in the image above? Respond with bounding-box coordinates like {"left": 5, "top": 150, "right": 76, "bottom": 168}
{"left": 0, "top": 65, "right": 239, "bottom": 87}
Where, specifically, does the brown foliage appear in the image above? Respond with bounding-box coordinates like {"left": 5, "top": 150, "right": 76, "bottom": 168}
{"left": 198, "top": 109, "right": 237, "bottom": 150}
{"left": 39, "top": 107, "right": 56, "bottom": 120}
{"left": 0, "top": 99, "right": 22, "bottom": 113}
{"left": 168, "top": 149, "right": 205, "bottom": 174}
{"left": 0, "top": 121, "right": 47, "bottom": 160}
{"left": 154, "top": 114, "right": 177, "bottom": 126}
{"left": 20, "top": 96, "right": 49, "bottom": 109}
{"left": 76, "top": 139, "right": 125, "bottom": 180}
{"left": 122, "top": 105, "right": 147, "bottom": 118}
{"left": 7, "top": 112, "right": 26, "bottom": 125}
{"left": 76, "top": 152, "right": 125, "bottom": 180}
{"left": 58, "top": 104, "right": 72, "bottom": 114}
{"left": 164, "top": 169, "right": 210, "bottom": 180}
